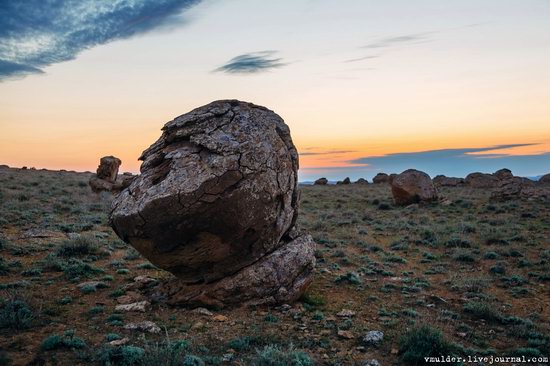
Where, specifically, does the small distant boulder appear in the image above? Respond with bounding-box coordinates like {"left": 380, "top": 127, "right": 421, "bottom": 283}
{"left": 89, "top": 156, "right": 134, "bottom": 193}
{"left": 337, "top": 177, "right": 351, "bottom": 185}
{"left": 465, "top": 172, "right": 499, "bottom": 188}
{"left": 391, "top": 169, "right": 438, "bottom": 206}
{"left": 314, "top": 177, "right": 328, "bottom": 185}
{"left": 372, "top": 173, "right": 389, "bottom": 184}
{"left": 433, "top": 175, "right": 464, "bottom": 187}
{"left": 493, "top": 168, "right": 513, "bottom": 180}
{"left": 355, "top": 178, "right": 369, "bottom": 184}
{"left": 96, "top": 156, "right": 121, "bottom": 182}
{"left": 490, "top": 177, "right": 535, "bottom": 201}
{"left": 539, "top": 173, "right": 550, "bottom": 185}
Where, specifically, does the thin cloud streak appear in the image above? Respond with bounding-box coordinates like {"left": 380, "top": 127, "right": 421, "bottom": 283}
{"left": 300, "top": 150, "right": 356, "bottom": 156}
{"left": 361, "top": 32, "right": 432, "bottom": 49}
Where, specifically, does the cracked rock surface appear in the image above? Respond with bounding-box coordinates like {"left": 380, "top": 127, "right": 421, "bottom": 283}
{"left": 110, "top": 100, "right": 315, "bottom": 307}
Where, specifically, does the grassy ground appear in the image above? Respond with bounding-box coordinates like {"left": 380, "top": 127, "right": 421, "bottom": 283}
{"left": 0, "top": 166, "right": 549, "bottom": 365}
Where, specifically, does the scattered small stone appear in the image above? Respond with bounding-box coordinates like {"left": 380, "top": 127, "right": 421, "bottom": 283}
{"left": 391, "top": 348, "right": 399, "bottom": 355}
{"left": 109, "top": 337, "right": 130, "bottom": 346}
{"left": 337, "top": 309, "right": 356, "bottom": 317}
{"left": 134, "top": 275, "right": 157, "bottom": 286}
{"left": 212, "top": 314, "right": 228, "bottom": 322}
{"left": 278, "top": 304, "right": 291, "bottom": 312}
{"left": 426, "top": 303, "right": 435, "bottom": 308}
{"left": 337, "top": 330, "right": 354, "bottom": 339}
{"left": 124, "top": 321, "right": 161, "bottom": 334}
{"left": 115, "top": 300, "right": 151, "bottom": 312}
{"left": 193, "top": 307, "right": 214, "bottom": 316}
{"left": 20, "top": 229, "right": 65, "bottom": 239}
{"left": 457, "top": 332, "right": 467, "bottom": 338}
{"left": 190, "top": 321, "right": 205, "bottom": 330}
{"left": 116, "top": 291, "right": 145, "bottom": 304}
{"left": 429, "top": 294, "right": 448, "bottom": 304}
{"left": 362, "top": 330, "right": 384, "bottom": 346}
{"left": 363, "top": 359, "right": 381, "bottom": 366}
{"left": 222, "top": 354, "right": 235, "bottom": 362}
{"left": 77, "top": 281, "right": 108, "bottom": 291}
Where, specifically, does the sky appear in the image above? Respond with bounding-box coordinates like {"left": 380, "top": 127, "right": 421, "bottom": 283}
{"left": 1, "top": 0, "right": 549, "bottom": 181}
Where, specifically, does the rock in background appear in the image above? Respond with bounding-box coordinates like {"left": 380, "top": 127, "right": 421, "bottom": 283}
{"left": 391, "top": 169, "right": 438, "bottom": 206}
{"left": 110, "top": 100, "right": 315, "bottom": 307}
{"left": 433, "top": 175, "right": 464, "bottom": 187}
{"left": 89, "top": 156, "right": 134, "bottom": 193}
{"left": 372, "top": 173, "right": 390, "bottom": 184}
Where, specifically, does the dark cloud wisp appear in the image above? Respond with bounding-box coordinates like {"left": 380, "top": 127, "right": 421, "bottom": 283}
{"left": 349, "top": 144, "right": 549, "bottom": 178}
{"left": 300, "top": 150, "right": 356, "bottom": 156}
{"left": 362, "top": 33, "right": 431, "bottom": 49}
{"left": 0, "top": 0, "right": 201, "bottom": 81}
{"left": 214, "top": 51, "right": 287, "bottom": 74}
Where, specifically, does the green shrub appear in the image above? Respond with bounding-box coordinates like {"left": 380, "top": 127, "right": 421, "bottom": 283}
{"left": 98, "top": 345, "right": 145, "bottom": 366}
{"left": 300, "top": 292, "right": 326, "bottom": 308}
{"left": 0, "top": 298, "right": 35, "bottom": 330}
{"left": 335, "top": 272, "right": 362, "bottom": 285}
{"left": 251, "top": 344, "right": 313, "bottom": 366}
{"left": 63, "top": 259, "right": 103, "bottom": 280}
{"left": 399, "top": 325, "right": 457, "bottom": 365}
{"left": 140, "top": 341, "right": 196, "bottom": 366}
{"left": 445, "top": 237, "right": 471, "bottom": 248}
{"left": 228, "top": 336, "right": 258, "bottom": 352}
{"left": 41, "top": 335, "right": 63, "bottom": 350}
{"left": 55, "top": 235, "right": 101, "bottom": 257}
{"left": 105, "top": 333, "right": 122, "bottom": 342}
{"left": 264, "top": 313, "right": 279, "bottom": 323}
{"left": 513, "top": 347, "right": 542, "bottom": 357}
{"left": 490, "top": 262, "right": 506, "bottom": 275}
{"left": 41, "top": 330, "right": 86, "bottom": 351}
{"left": 452, "top": 249, "right": 475, "bottom": 262}
{"left": 483, "top": 251, "right": 499, "bottom": 260}
{"left": 463, "top": 301, "right": 502, "bottom": 322}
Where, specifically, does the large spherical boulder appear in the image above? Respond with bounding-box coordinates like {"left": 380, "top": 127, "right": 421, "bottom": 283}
{"left": 490, "top": 177, "right": 536, "bottom": 201}
{"left": 433, "top": 175, "right": 464, "bottom": 187}
{"left": 110, "top": 100, "right": 315, "bottom": 307}
{"left": 391, "top": 169, "right": 438, "bottom": 205}
{"left": 465, "top": 172, "right": 499, "bottom": 188}
{"left": 372, "top": 173, "right": 389, "bottom": 184}
{"left": 493, "top": 168, "right": 513, "bottom": 180}
{"left": 539, "top": 173, "right": 550, "bottom": 185}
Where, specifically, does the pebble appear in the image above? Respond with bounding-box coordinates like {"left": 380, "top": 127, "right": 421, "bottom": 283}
{"left": 109, "top": 338, "right": 130, "bottom": 346}
{"left": 337, "top": 309, "right": 356, "bottom": 317}
{"left": 362, "top": 330, "right": 384, "bottom": 346}
{"left": 337, "top": 330, "right": 354, "bottom": 339}
{"left": 193, "top": 307, "right": 213, "bottom": 316}
{"left": 124, "top": 321, "right": 161, "bottom": 334}
{"left": 115, "top": 300, "right": 151, "bottom": 312}
{"left": 212, "top": 314, "right": 228, "bottom": 322}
